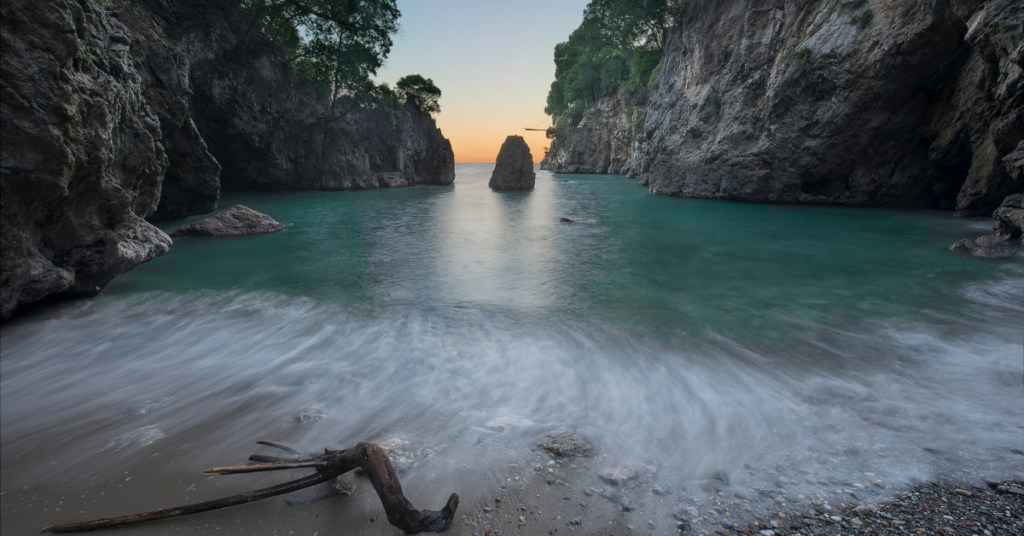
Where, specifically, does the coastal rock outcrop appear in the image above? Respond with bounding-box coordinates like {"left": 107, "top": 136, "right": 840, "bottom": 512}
{"left": 1, "top": 0, "right": 173, "bottom": 320}
{"left": 489, "top": 136, "right": 535, "bottom": 191}
{"left": 162, "top": 1, "right": 454, "bottom": 193}
{"left": 170, "top": 205, "right": 283, "bottom": 237}
{"left": 545, "top": 0, "right": 1023, "bottom": 217}
{"left": 1, "top": 0, "right": 456, "bottom": 319}
{"left": 993, "top": 193, "right": 1024, "bottom": 244}
{"left": 541, "top": 96, "right": 639, "bottom": 174}
{"left": 951, "top": 234, "right": 1017, "bottom": 259}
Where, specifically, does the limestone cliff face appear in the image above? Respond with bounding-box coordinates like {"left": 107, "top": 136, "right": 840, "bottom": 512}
{"left": 541, "top": 96, "right": 640, "bottom": 175}
{"left": 546, "top": 0, "right": 1023, "bottom": 216}
{"left": 1, "top": 0, "right": 174, "bottom": 319}
{"left": 155, "top": 0, "right": 452, "bottom": 193}
{"left": 1, "top": 0, "right": 455, "bottom": 319}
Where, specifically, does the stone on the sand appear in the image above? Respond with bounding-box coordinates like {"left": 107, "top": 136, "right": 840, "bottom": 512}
{"left": 536, "top": 427, "right": 592, "bottom": 458}
{"left": 599, "top": 464, "right": 646, "bottom": 485}
{"left": 489, "top": 135, "right": 535, "bottom": 191}
{"left": 950, "top": 234, "right": 1016, "bottom": 259}
{"left": 171, "top": 205, "right": 284, "bottom": 237}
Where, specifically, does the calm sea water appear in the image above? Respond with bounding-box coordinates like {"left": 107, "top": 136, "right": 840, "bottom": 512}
{"left": 2, "top": 164, "right": 1022, "bottom": 531}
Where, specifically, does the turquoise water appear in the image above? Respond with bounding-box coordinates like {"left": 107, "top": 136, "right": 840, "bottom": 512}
{"left": 113, "top": 165, "right": 1009, "bottom": 338}
{"left": 2, "top": 165, "right": 1023, "bottom": 533}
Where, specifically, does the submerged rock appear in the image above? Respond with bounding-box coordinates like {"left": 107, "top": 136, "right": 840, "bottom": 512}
{"left": 537, "top": 427, "right": 593, "bottom": 458}
{"left": 171, "top": 205, "right": 284, "bottom": 237}
{"left": 489, "top": 136, "right": 535, "bottom": 191}
{"left": 951, "top": 234, "right": 1017, "bottom": 259}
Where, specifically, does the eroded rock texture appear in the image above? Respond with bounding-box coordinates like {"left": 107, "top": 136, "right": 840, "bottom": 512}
{"left": 1, "top": 0, "right": 455, "bottom": 319}
{"left": 541, "top": 96, "right": 639, "bottom": 175}
{"left": 1, "top": 0, "right": 173, "bottom": 319}
{"left": 162, "top": 1, "right": 454, "bottom": 192}
{"left": 546, "top": 0, "right": 1023, "bottom": 216}
{"left": 170, "top": 205, "right": 283, "bottom": 237}
{"left": 489, "top": 135, "right": 535, "bottom": 190}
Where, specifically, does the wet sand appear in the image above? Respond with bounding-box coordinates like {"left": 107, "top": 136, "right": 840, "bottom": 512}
{"left": 5, "top": 435, "right": 1022, "bottom": 536}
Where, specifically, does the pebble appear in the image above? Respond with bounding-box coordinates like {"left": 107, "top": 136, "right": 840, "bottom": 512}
{"left": 579, "top": 501, "right": 586, "bottom": 507}
{"left": 954, "top": 488, "right": 972, "bottom": 497}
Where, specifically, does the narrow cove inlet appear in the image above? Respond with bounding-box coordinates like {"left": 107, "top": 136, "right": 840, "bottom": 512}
{"left": 2, "top": 166, "right": 1022, "bottom": 535}
{"left": 3, "top": 0, "right": 1024, "bottom": 534}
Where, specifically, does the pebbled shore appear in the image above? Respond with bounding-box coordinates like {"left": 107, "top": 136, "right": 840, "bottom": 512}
{"left": 457, "top": 450, "right": 1023, "bottom": 536}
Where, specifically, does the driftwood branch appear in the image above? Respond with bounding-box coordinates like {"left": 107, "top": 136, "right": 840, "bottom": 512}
{"left": 42, "top": 441, "right": 459, "bottom": 534}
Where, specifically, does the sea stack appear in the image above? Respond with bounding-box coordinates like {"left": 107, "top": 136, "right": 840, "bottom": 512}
{"left": 489, "top": 136, "right": 536, "bottom": 191}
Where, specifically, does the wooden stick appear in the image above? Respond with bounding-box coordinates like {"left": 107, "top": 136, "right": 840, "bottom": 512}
{"left": 248, "top": 453, "right": 289, "bottom": 464}
{"left": 42, "top": 471, "right": 336, "bottom": 533}
{"left": 42, "top": 441, "right": 459, "bottom": 534}
{"left": 203, "top": 460, "right": 327, "bottom": 476}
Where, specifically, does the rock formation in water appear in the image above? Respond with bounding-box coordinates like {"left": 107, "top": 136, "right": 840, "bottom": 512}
{"left": 993, "top": 193, "right": 1024, "bottom": 244}
{"left": 489, "top": 136, "right": 535, "bottom": 191}
{"left": 543, "top": 0, "right": 1023, "bottom": 217}
{"left": 0, "top": 0, "right": 174, "bottom": 320}
{"left": 0, "top": 0, "right": 455, "bottom": 319}
{"left": 951, "top": 234, "right": 1017, "bottom": 258}
{"left": 170, "top": 205, "right": 284, "bottom": 237}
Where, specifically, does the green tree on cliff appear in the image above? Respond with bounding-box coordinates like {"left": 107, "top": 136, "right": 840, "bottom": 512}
{"left": 240, "top": 0, "right": 400, "bottom": 101}
{"left": 396, "top": 74, "right": 441, "bottom": 115}
{"left": 545, "top": 0, "right": 689, "bottom": 124}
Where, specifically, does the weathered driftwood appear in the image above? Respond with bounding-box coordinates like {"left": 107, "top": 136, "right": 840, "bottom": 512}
{"left": 42, "top": 441, "right": 459, "bottom": 534}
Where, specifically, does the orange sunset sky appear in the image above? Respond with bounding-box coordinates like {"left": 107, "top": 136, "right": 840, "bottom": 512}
{"left": 374, "top": 0, "right": 590, "bottom": 164}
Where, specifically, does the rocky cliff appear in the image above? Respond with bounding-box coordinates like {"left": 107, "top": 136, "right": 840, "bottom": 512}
{"left": 1, "top": 0, "right": 454, "bottom": 319}
{"left": 160, "top": 1, "right": 454, "bottom": 193}
{"left": 541, "top": 95, "right": 640, "bottom": 175}
{"left": 1, "top": 0, "right": 175, "bottom": 319}
{"left": 545, "top": 0, "right": 1023, "bottom": 216}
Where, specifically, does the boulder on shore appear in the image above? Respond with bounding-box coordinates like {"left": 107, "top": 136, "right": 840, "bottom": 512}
{"left": 489, "top": 136, "right": 535, "bottom": 191}
{"left": 171, "top": 205, "right": 284, "bottom": 237}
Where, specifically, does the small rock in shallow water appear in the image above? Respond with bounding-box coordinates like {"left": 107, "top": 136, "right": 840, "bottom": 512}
{"left": 537, "top": 427, "right": 593, "bottom": 458}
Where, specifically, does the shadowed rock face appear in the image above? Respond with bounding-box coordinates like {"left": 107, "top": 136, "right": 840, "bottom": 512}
{"left": 993, "top": 193, "right": 1024, "bottom": 244}
{"left": 1, "top": 0, "right": 173, "bottom": 320}
{"left": 170, "top": 205, "right": 283, "bottom": 237}
{"left": 544, "top": 0, "right": 1023, "bottom": 216}
{"left": 161, "top": 1, "right": 454, "bottom": 193}
{"left": 489, "top": 136, "right": 535, "bottom": 191}
{"left": 1, "top": 0, "right": 455, "bottom": 319}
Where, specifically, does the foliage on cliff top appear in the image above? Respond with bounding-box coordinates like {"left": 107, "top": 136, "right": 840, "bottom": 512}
{"left": 239, "top": 0, "right": 436, "bottom": 113}
{"left": 545, "top": 0, "right": 689, "bottom": 126}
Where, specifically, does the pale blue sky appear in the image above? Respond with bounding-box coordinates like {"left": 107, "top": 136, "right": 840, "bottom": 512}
{"left": 375, "top": 0, "right": 590, "bottom": 162}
